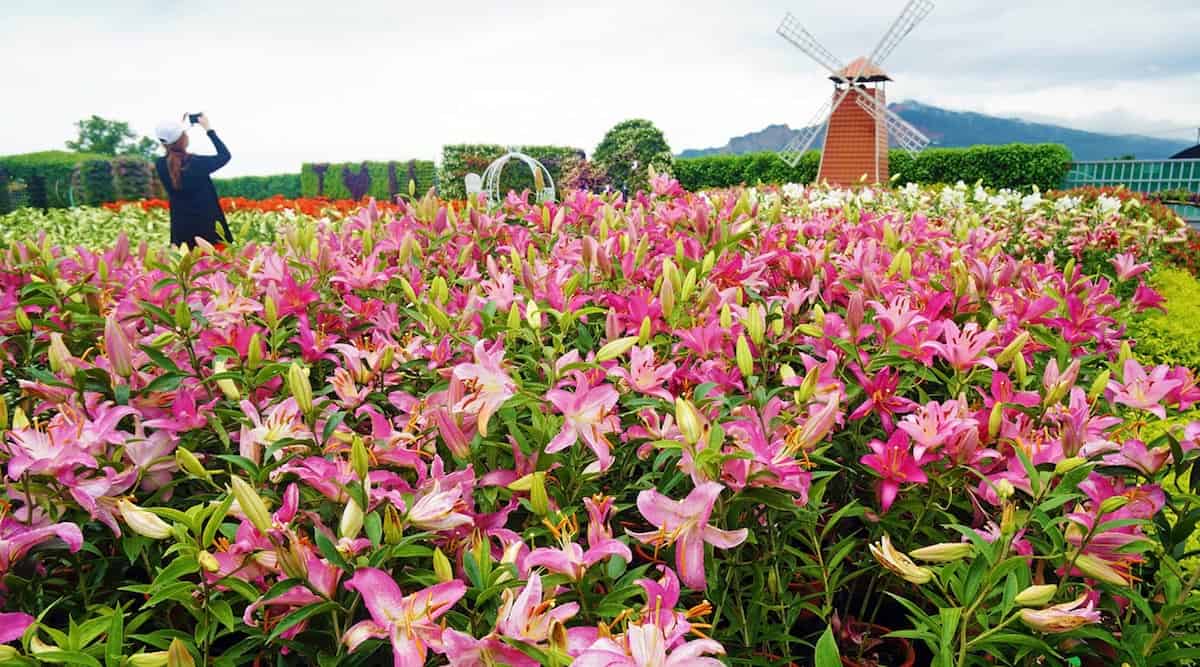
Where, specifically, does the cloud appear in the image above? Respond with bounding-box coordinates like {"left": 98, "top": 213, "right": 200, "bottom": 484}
{"left": 2, "top": 0, "right": 1197, "bottom": 176}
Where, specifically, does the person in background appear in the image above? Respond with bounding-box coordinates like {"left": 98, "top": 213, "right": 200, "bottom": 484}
{"left": 154, "top": 114, "right": 232, "bottom": 248}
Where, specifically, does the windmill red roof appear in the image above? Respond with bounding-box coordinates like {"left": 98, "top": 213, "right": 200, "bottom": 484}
{"left": 830, "top": 56, "right": 891, "bottom": 83}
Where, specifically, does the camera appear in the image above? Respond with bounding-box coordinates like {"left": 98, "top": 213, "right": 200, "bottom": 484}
{"left": 187, "top": 113, "right": 203, "bottom": 125}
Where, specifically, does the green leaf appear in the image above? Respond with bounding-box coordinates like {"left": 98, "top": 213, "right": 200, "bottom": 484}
{"left": 28, "top": 650, "right": 102, "bottom": 667}
{"left": 814, "top": 624, "right": 842, "bottom": 667}
{"left": 267, "top": 601, "right": 339, "bottom": 643}
{"left": 105, "top": 605, "right": 123, "bottom": 667}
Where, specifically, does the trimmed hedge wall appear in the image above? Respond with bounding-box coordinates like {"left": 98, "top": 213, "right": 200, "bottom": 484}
{"left": 440, "top": 144, "right": 584, "bottom": 200}
{"left": 1128, "top": 268, "right": 1200, "bottom": 369}
{"left": 0, "top": 167, "right": 11, "bottom": 215}
{"left": 300, "top": 160, "right": 437, "bottom": 201}
{"left": 215, "top": 174, "right": 302, "bottom": 199}
{"left": 674, "top": 143, "right": 1073, "bottom": 192}
{"left": 0, "top": 151, "right": 109, "bottom": 207}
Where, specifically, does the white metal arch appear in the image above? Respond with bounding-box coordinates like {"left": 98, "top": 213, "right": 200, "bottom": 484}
{"left": 478, "top": 148, "right": 556, "bottom": 207}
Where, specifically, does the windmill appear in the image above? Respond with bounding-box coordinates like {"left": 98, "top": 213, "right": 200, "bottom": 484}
{"left": 776, "top": 0, "right": 934, "bottom": 185}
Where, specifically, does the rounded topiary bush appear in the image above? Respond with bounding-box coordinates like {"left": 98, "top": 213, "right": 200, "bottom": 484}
{"left": 594, "top": 119, "right": 673, "bottom": 195}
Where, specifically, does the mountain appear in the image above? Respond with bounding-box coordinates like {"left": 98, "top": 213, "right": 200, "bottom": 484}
{"left": 677, "top": 101, "right": 1192, "bottom": 161}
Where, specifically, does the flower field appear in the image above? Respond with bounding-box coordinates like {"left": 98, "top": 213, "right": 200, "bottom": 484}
{"left": 0, "top": 177, "right": 1198, "bottom": 666}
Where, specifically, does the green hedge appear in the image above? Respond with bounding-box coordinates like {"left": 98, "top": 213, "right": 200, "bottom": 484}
{"left": 674, "top": 143, "right": 1073, "bottom": 192}
{"left": 0, "top": 151, "right": 109, "bottom": 207}
{"left": 439, "top": 144, "right": 584, "bottom": 200}
{"left": 300, "top": 160, "right": 437, "bottom": 201}
{"left": 1129, "top": 268, "right": 1200, "bottom": 369}
{"left": 112, "top": 157, "right": 156, "bottom": 201}
{"left": 215, "top": 174, "right": 302, "bottom": 199}
{"left": 79, "top": 160, "right": 116, "bottom": 206}
{"left": 0, "top": 167, "right": 11, "bottom": 215}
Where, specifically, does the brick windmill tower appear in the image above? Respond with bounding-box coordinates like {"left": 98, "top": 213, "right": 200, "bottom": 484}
{"left": 776, "top": 0, "right": 934, "bottom": 186}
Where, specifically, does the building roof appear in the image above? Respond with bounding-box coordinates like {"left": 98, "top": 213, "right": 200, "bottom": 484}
{"left": 1170, "top": 144, "right": 1200, "bottom": 160}
{"left": 830, "top": 57, "right": 891, "bottom": 83}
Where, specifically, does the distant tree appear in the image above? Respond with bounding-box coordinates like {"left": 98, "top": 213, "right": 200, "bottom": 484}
{"left": 594, "top": 119, "right": 673, "bottom": 195}
{"left": 66, "top": 115, "right": 159, "bottom": 161}
{"left": 1108, "top": 154, "right": 1136, "bottom": 161}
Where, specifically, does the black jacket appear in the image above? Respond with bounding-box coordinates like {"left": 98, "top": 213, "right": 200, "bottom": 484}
{"left": 155, "top": 130, "right": 232, "bottom": 246}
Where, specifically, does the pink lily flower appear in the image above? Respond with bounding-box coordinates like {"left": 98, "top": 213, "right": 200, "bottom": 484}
{"left": 1132, "top": 281, "right": 1166, "bottom": 313}
{"left": 920, "top": 320, "right": 996, "bottom": 372}
{"left": 442, "top": 629, "right": 538, "bottom": 667}
{"left": 1108, "top": 359, "right": 1182, "bottom": 419}
{"left": 545, "top": 380, "right": 621, "bottom": 474}
{"left": 848, "top": 365, "right": 916, "bottom": 432}
{"left": 452, "top": 339, "right": 517, "bottom": 436}
{"left": 637, "top": 566, "right": 692, "bottom": 646}
{"left": 0, "top": 612, "right": 33, "bottom": 644}
{"left": 343, "top": 568, "right": 466, "bottom": 667}
{"left": 609, "top": 346, "right": 676, "bottom": 401}
{"left": 1103, "top": 439, "right": 1170, "bottom": 475}
{"left": 628, "top": 482, "right": 748, "bottom": 589}
{"left": 573, "top": 621, "right": 726, "bottom": 667}
{"left": 495, "top": 572, "right": 579, "bottom": 644}
{"left": 237, "top": 398, "right": 308, "bottom": 465}
{"left": 1111, "top": 253, "right": 1151, "bottom": 281}
{"left": 525, "top": 496, "right": 631, "bottom": 580}
{"left": 860, "top": 430, "right": 928, "bottom": 512}
{"left": 0, "top": 514, "right": 83, "bottom": 576}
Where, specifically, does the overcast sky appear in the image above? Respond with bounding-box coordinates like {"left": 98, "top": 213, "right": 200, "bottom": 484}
{"left": 2, "top": 0, "right": 1198, "bottom": 176}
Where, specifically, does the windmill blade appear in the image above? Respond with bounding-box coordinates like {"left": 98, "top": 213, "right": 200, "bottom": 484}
{"left": 780, "top": 97, "right": 837, "bottom": 167}
{"left": 865, "top": 0, "right": 935, "bottom": 70}
{"left": 777, "top": 13, "right": 846, "bottom": 76}
{"left": 853, "top": 92, "right": 931, "bottom": 155}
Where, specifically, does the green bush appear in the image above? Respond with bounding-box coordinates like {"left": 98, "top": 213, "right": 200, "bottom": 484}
{"left": 0, "top": 151, "right": 109, "bottom": 207}
{"left": 215, "top": 173, "right": 302, "bottom": 199}
{"left": 0, "top": 167, "right": 11, "bottom": 215}
{"left": 111, "top": 157, "right": 155, "bottom": 201}
{"left": 1128, "top": 268, "right": 1200, "bottom": 368}
{"left": 79, "top": 160, "right": 116, "bottom": 205}
{"left": 300, "top": 160, "right": 437, "bottom": 201}
{"left": 674, "top": 143, "right": 1073, "bottom": 192}
{"left": 593, "top": 119, "right": 673, "bottom": 195}
{"left": 439, "top": 145, "right": 584, "bottom": 200}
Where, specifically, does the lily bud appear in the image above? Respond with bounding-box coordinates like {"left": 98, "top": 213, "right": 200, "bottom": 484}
{"left": 1072, "top": 553, "right": 1130, "bottom": 587}
{"left": 995, "top": 479, "right": 1016, "bottom": 502}
{"left": 988, "top": 402, "right": 1004, "bottom": 439}
{"left": 771, "top": 312, "right": 784, "bottom": 337}
{"left": 174, "top": 302, "right": 191, "bottom": 331}
{"left": 870, "top": 535, "right": 933, "bottom": 585}
{"left": 263, "top": 294, "right": 278, "bottom": 329}
{"left": 287, "top": 363, "right": 313, "bottom": 415}
{"left": 399, "top": 276, "right": 418, "bottom": 304}
{"left": 995, "top": 332, "right": 1030, "bottom": 367}
{"left": 245, "top": 332, "right": 262, "bottom": 370}
{"left": 529, "top": 472, "right": 549, "bottom": 516}
{"left": 176, "top": 447, "right": 210, "bottom": 481}
{"left": 104, "top": 314, "right": 134, "bottom": 378}
{"left": 1118, "top": 341, "right": 1133, "bottom": 369}
{"left": 701, "top": 250, "right": 715, "bottom": 275}
{"left": 811, "top": 304, "right": 825, "bottom": 328}
{"left": 1088, "top": 370, "right": 1110, "bottom": 402}
{"left": 431, "top": 276, "right": 449, "bottom": 304}
{"left": 638, "top": 316, "right": 652, "bottom": 345}
{"left": 507, "top": 303, "right": 522, "bottom": 330}
{"left": 167, "top": 638, "right": 196, "bottom": 667}
{"left": 1015, "top": 584, "right": 1057, "bottom": 607}
{"left": 150, "top": 331, "right": 176, "bottom": 348}
{"left": 229, "top": 477, "right": 273, "bottom": 535}
{"left": 596, "top": 336, "right": 639, "bottom": 363}
{"left": 680, "top": 268, "right": 697, "bottom": 302}
{"left": 129, "top": 652, "right": 170, "bottom": 667}
{"left": 735, "top": 334, "right": 753, "bottom": 379}
{"left": 198, "top": 551, "right": 221, "bottom": 573}
{"left": 909, "top": 542, "right": 974, "bottom": 563}
{"left": 659, "top": 273, "right": 675, "bottom": 320}
{"left": 745, "top": 303, "right": 765, "bottom": 346}
{"left": 11, "top": 406, "right": 27, "bottom": 430}
{"left": 433, "top": 547, "right": 454, "bottom": 583}
{"left": 798, "top": 365, "right": 820, "bottom": 403}
{"left": 339, "top": 499, "right": 364, "bottom": 540}
{"left": 1012, "top": 352, "right": 1028, "bottom": 384}
{"left": 525, "top": 302, "right": 542, "bottom": 330}
{"left": 1055, "top": 457, "right": 1087, "bottom": 475}
{"left": 675, "top": 397, "right": 703, "bottom": 446}
{"left": 719, "top": 303, "right": 732, "bottom": 330}
{"left": 351, "top": 436, "right": 370, "bottom": 480}
{"left": 48, "top": 332, "right": 74, "bottom": 377}
{"left": 662, "top": 258, "right": 680, "bottom": 292}
{"left": 212, "top": 359, "right": 240, "bottom": 401}
{"left": 13, "top": 307, "right": 31, "bottom": 332}
{"left": 118, "top": 499, "right": 174, "bottom": 540}
{"left": 0, "top": 398, "right": 8, "bottom": 431}
{"left": 1098, "top": 495, "right": 1129, "bottom": 515}
{"left": 383, "top": 504, "right": 404, "bottom": 545}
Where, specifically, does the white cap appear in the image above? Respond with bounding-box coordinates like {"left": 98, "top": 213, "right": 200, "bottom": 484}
{"left": 155, "top": 120, "right": 186, "bottom": 145}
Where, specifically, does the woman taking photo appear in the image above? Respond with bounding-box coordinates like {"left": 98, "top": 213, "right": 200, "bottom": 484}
{"left": 154, "top": 114, "right": 233, "bottom": 248}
